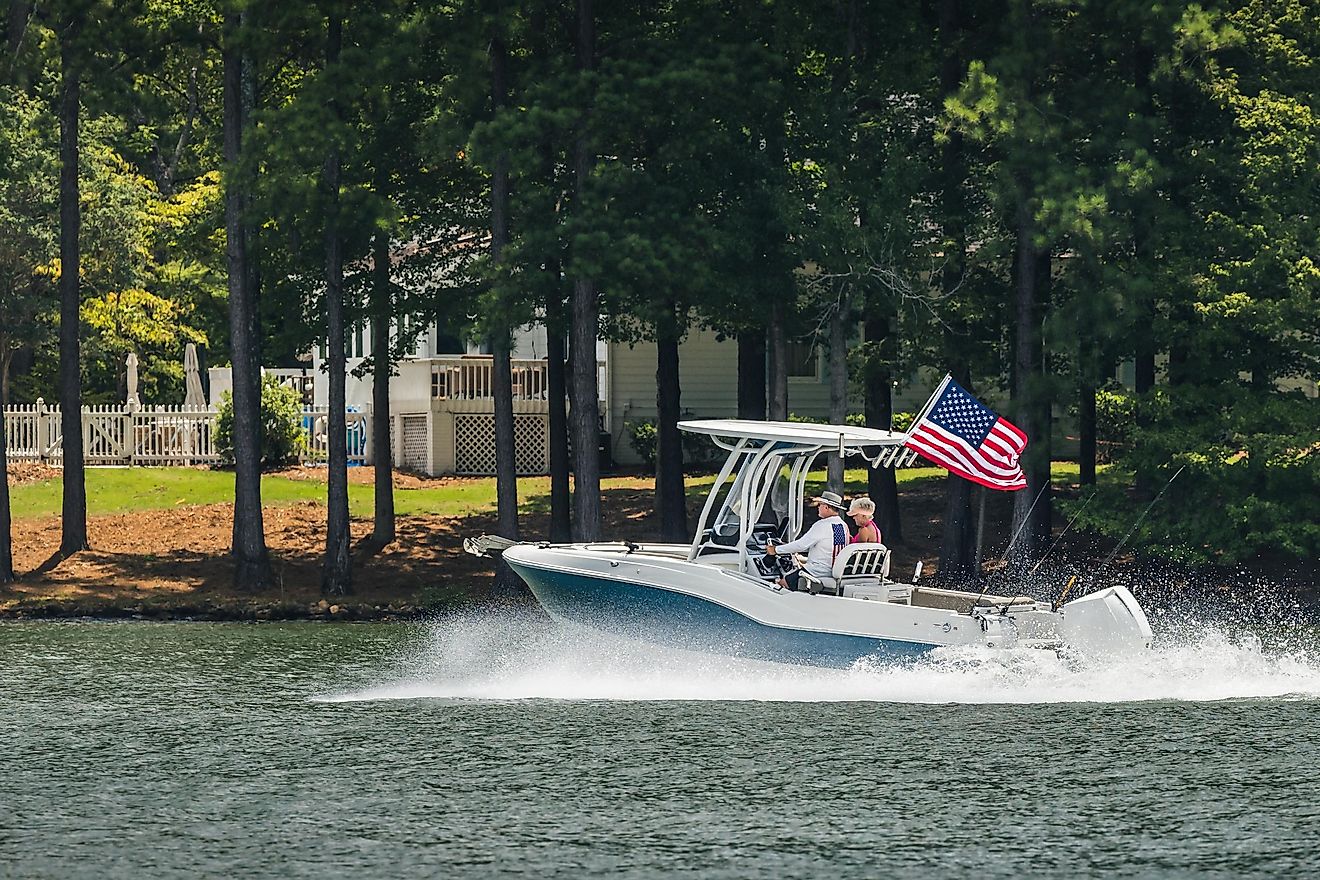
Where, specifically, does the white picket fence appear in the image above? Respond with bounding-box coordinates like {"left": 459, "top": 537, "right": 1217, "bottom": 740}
{"left": 2, "top": 399, "right": 371, "bottom": 467}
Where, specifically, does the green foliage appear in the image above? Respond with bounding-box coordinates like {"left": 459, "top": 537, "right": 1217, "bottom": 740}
{"left": 0, "top": 86, "right": 58, "bottom": 400}
{"left": 626, "top": 421, "right": 659, "bottom": 468}
{"left": 1063, "top": 387, "right": 1320, "bottom": 564}
{"left": 215, "top": 375, "right": 305, "bottom": 469}
{"left": 786, "top": 412, "right": 914, "bottom": 431}
{"left": 1095, "top": 390, "right": 1137, "bottom": 461}
{"left": 626, "top": 420, "right": 719, "bottom": 471}
{"left": 0, "top": 0, "right": 1314, "bottom": 579}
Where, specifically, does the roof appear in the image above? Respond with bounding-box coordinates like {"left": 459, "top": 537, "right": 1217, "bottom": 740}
{"left": 677, "top": 419, "right": 908, "bottom": 448}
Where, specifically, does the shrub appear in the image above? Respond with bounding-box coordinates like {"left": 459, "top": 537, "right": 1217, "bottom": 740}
{"left": 626, "top": 420, "right": 658, "bottom": 468}
{"left": 1094, "top": 389, "right": 1137, "bottom": 461}
{"left": 626, "top": 419, "right": 720, "bottom": 471}
{"left": 215, "top": 374, "right": 305, "bottom": 468}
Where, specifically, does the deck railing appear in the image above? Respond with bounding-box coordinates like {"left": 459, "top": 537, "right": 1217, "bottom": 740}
{"left": 2, "top": 399, "right": 370, "bottom": 467}
{"left": 428, "top": 356, "right": 606, "bottom": 403}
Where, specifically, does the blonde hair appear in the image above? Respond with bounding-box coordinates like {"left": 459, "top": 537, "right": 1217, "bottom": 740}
{"left": 848, "top": 497, "right": 875, "bottom": 516}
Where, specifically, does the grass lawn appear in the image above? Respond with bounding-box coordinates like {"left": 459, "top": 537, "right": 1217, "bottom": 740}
{"left": 7, "top": 467, "right": 515, "bottom": 520}
{"left": 6, "top": 462, "right": 1093, "bottom": 522}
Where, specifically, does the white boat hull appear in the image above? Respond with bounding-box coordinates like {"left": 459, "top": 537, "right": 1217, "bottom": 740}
{"left": 502, "top": 544, "right": 1152, "bottom": 668}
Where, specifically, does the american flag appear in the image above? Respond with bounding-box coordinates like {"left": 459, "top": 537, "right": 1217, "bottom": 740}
{"left": 904, "top": 377, "right": 1028, "bottom": 491}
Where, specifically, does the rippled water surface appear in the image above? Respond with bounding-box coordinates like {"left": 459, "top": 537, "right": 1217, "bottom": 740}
{"left": 3, "top": 615, "right": 1320, "bottom": 878}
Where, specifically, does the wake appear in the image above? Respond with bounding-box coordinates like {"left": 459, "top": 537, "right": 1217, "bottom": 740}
{"left": 315, "top": 609, "right": 1320, "bottom": 705}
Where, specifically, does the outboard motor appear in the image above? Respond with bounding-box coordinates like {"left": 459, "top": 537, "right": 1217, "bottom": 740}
{"left": 1060, "top": 586, "right": 1153, "bottom": 657}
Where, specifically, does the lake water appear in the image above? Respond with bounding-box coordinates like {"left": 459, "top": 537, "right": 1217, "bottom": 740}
{"left": 3, "top": 613, "right": 1319, "bottom": 878}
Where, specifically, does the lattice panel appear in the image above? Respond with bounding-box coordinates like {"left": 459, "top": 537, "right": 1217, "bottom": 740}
{"left": 514, "top": 416, "right": 548, "bottom": 475}
{"left": 454, "top": 414, "right": 549, "bottom": 476}
{"left": 400, "top": 415, "right": 429, "bottom": 472}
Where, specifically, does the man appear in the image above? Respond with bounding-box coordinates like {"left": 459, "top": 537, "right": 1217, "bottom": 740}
{"left": 766, "top": 491, "right": 848, "bottom": 591}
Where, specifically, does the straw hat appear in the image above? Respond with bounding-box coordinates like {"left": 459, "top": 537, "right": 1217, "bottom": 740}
{"left": 811, "top": 491, "right": 847, "bottom": 512}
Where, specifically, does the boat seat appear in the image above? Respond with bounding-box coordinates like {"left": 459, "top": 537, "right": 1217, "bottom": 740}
{"left": 833, "top": 543, "right": 891, "bottom": 581}
{"left": 802, "top": 543, "right": 906, "bottom": 600}
{"left": 909, "top": 586, "right": 1035, "bottom": 614}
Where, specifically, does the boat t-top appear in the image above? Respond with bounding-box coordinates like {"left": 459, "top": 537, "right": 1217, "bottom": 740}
{"left": 469, "top": 383, "right": 1152, "bottom": 668}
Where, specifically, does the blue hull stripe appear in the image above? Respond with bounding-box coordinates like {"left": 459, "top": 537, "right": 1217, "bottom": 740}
{"left": 508, "top": 561, "right": 934, "bottom": 668}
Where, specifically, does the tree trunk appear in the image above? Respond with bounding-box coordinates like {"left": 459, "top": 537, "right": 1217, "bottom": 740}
{"left": 935, "top": 0, "right": 977, "bottom": 579}
{"left": 1079, "top": 378, "right": 1096, "bottom": 486}
{"left": 937, "top": 364, "right": 979, "bottom": 582}
{"left": 491, "top": 329, "right": 519, "bottom": 545}
{"left": 826, "top": 292, "right": 849, "bottom": 494}
{"left": 655, "top": 308, "right": 687, "bottom": 542}
{"left": 1009, "top": 207, "right": 1052, "bottom": 565}
{"left": 736, "top": 329, "right": 766, "bottom": 420}
{"left": 370, "top": 228, "right": 395, "bottom": 548}
{"left": 938, "top": 353, "right": 977, "bottom": 583}
{"left": 488, "top": 31, "right": 524, "bottom": 598}
{"left": 545, "top": 292, "right": 571, "bottom": 542}
{"left": 862, "top": 311, "right": 901, "bottom": 543}
{"left": 767, "top": 304, "right": 788, "bottom": 421}
{"left": 534, "top": 7, "right": 571, "bottom": 544}
{"left": 320, "top": 13, "right": 350, "bottom": 596}
{"left": 491, "top": 332, "right": 522, "bottom": 598}
{"left": 58, "top": 32, "right": 87, "bottom": 556}
{"left": 569, "top": 0, "right": 601, "bottom": 542}
{"left": 1132, "top": 43, "right": 1157, "bottom": 400}
{"left": 1, "top": 347, "right": 12, "bottom": 407}
{"left": 1030, "top": 248, "right": 1053, "bottom": 545}
{"left": 223, "top": 11, "right": 270, "bottom": 590}
{"left": 938, "top": 476, "right": 976, "bottom": 584}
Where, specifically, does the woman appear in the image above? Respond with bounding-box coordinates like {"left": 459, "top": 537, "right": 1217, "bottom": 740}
{"left": 846, "top": 496, "right": 882, "bottom": 545}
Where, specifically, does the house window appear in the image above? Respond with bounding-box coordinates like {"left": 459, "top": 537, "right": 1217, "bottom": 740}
{"left": 787, "top": 340, "right": 819, "bottom": 379}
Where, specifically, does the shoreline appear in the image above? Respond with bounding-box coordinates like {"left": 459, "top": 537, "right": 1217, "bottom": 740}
{"left": 0, "top": 596, "right": 443, "bottom": 622}
{"left": 4, "top": 468, "right": 1315, "bottom": 622}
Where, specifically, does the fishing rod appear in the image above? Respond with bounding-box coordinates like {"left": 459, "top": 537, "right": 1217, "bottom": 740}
{"left": 1098, "top": 464, "right": 1186, "bottom": 570}
{"left": 1052, "top": 464, "right": 1187, "bottom": 609}
{"left": 974, "top": 463, "right": 1183, "bottom": 610}
{"left": 1028, "top": 490, "right": 1096, "bottom": 577}
{"left": 999, "top": 481, "right": 1049, "bottom": 565}
{"left": 970, "top": 481, "right": 1049, "bottom": 608}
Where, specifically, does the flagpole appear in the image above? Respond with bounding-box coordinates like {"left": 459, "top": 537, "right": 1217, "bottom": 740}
{"left": 904, "top": 373, "right": 951, "bottom": 441}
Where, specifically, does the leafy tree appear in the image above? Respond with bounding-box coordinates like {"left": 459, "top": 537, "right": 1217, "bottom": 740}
{"left": 0, "top": 85, "right": 57, "bottom": 406}
{"left": 947, "top": 0, "right": 1115, "bottom": 563}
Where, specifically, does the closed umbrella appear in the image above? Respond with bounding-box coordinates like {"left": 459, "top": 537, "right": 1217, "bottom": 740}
{"left": 184, "top": 343, "right": 206, "bottom": 409}
{"left": 126, "top": 353, "right": 140, "bottom": 409}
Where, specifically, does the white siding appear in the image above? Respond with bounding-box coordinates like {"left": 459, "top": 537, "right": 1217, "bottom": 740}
{"left": 608, "top": 329, "right": 836, "bottom": 464}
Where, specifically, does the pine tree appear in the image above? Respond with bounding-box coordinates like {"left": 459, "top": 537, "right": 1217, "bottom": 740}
{"left": 222, "top": 5, "right": 272, "bottom": 590}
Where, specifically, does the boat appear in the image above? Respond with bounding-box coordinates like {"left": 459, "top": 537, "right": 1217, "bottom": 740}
{"left": 468, "top": 412, "right": 1153, "bottom": 669}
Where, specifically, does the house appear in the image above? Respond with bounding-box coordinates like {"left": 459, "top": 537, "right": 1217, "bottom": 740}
{"left": 292, "top": 317, "right": 936, "bottom": 474}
